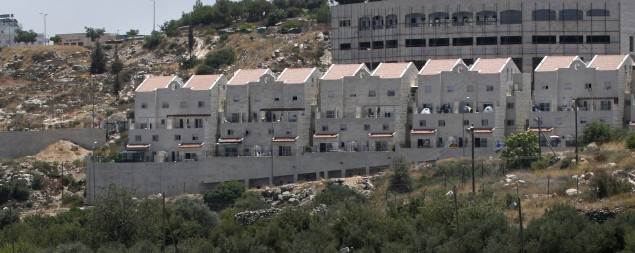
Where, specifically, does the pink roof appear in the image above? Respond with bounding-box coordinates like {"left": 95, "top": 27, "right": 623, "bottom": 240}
{"left": 588, "top": 55, "right": 630, "bottom": 71}
{"left": 277, "top": 68, "right": 316, "bottom": 84}
{"left": 135, "top": 76, "right": 177, "bottom": 92}
{"left": 372, "top": 62, "right": 413, "bottom": 78}
{"left": 419, "top": 59, "right": 463, "bottom": 75}
{"left": 535, "top": 56, "right": 579, "bottom": 72}
{"left": 470, "top": 58, "right": 511, "bottom": 73}
{"left": 228, "top": 69, "right": 270, "bottom": 85}
{"left": 184, "top": 74, "right": 224, "bottom": 90}
{"left": 322, "top": 64, "right": 367, "bottom": 80}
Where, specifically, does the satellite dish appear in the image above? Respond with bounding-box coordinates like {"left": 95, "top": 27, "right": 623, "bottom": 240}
{"left": 421, "top": 108, "right": 431, "bottom": 114}
{"left": 483, "top": 106, "right": 493, "bottom": 113}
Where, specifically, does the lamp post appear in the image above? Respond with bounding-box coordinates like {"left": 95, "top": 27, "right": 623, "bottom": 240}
{"left": 270, "top": 112, "right": 274, "bottom": 185}
{"left": 534, "top": 117, "right": 542, "bottom": 159}
{"left": 461, "top": 96, "right": 470, "bottom": 156}
{"left": 465, "top": 124, "right": 475, "bottom": 194}
{"left": 573, "top": 98, "right": 579, "bottom": 163}
{"left": 150, "top": 0, "right": 156, "bottom": 32}
{"left": 39, "top": 13, "right": 48, "bottom": 44}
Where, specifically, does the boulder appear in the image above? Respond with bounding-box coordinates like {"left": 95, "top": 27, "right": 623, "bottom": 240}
{"left": 566, "top": 188, "right": 579, "bottom": 196}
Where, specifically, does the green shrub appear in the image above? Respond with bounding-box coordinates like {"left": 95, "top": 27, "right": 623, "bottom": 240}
{"left": 593, "top": 171, "right": 632, "bottom": 199}
{"left": 626, "top": 133, "right": 635, "bottom": 149}
{"left": 61, "top": 195, "right": 84, "bottom": 208}
{"left": 530, "top": 158, "right": 549, "bottom": 171}
{"left": 195, "top": 64, "right": 216, "bottom": 75}
{"left": 143, "top": 31, "right": 165, "bottom": 50}
{"left": 389, "top": 156, "right": 412, "bottom": 193}
{"left": 204, "top": 48, "right": 235, "bottom": 69}
{"left": 31, "top": 174, "right": 44, "bottom": 190}
{"left": 10, "top": 179, "right": 30, "bottom": 201}
{"left": 233, "top": 191, "right": 269, "bottom": 211}
{"left": 0, "top": 208, "right": 19, "bottom": 229}
{"left": 0, "top": 184, "right": 10, "bottom": 205}
{"left": 313, "top": 184, "right": 366, "bottom": 206}
{"left": 559, "top": 158, "right": 573, "bottom": 169}
{"left": 581, "top": 120, "right": 615, "bottom": 145}
{"left": 203, "top": 181, "right": 245, "bottom": 211}
{"left": 61, "top": 175, "right": 76, "bottom": 187}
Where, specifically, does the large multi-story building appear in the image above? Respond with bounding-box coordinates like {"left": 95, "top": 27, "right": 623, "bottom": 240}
{"left": 529, "top": 54, "right": 634, "bottom": 147}
{"left": 0, "top": 14, "right": 47, "bottom": 47}
{"left": 329, "top": 0, "right": 635, "bottom": 72}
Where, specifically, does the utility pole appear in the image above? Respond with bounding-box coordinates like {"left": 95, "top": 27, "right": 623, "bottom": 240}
{"left": 573, "top": 98, "right": 579, "bottom": 164}
{"left": 518, "top": 197, "right": 524, "bottom": 253}
{"left": 39, "top": 13, "right": 48, "bottom": 44}
{"left": 270, "top": 112, "right": 274, "bottom": 185}
{"left": 466, "top": 124, "right": 476, "bottom": 195}
{"left": 535, "top": 117, "right": 542, "bottom": 159}
{"left": 453, "top": 185, "right": 459, "bottom": 233}
{"left": 461, "top": 96, "right": 470, "bottom": 156}
{"left": 151, "top": 0, "right": 156, "bottom": 32}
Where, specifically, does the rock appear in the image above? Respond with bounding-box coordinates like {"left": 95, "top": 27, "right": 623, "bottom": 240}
{"left": 234, "top": 208, "right": 281, "bottom": 226}
{"left": 71, "top": 65, "right": 85, "bottom": 71}
{"left": 281, "top": 191, "right": 292, "bottom": 200}
{"left": 279, "top": 183, "right": 296, "bottom": 192}
{"left": 585, "top": 209, "right": 616, "bottom": 223}
{"left": 517, "top": 180, "right": 526, "bottom": 185}
{"left": 288, "top": 198, "right": 299, "bottom": 205}
{"left": 327, "top": 178, "right": 345, "bottom": 185}
{"left": 312, "top": 204, "right": 327, "bottom": 215}
{"left": 566, "top": 188, "right": 579, "bottom": 196}
{"left": 587, "top": 142, "right": 599, "bottom": 151}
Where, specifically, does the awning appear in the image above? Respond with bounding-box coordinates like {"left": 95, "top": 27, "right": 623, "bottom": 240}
{"left": 273, "top": 136, "right": 298, "bottom": 142}
{"left": 474, "top": 128, "right": 494, "bottom": 134}
{"left": 179, "top": 143, "right": 203, "bottom": 149}
{"left": 630, "top": 122, "right": 635, "bottom": 127}
{"left": 126, "top": 144, "right": 150, "bottom": 151}
{"left": 167, "top": 114, "right": 211, "bottom": 117}
{"left": 369, "top": 132, "right": 395, "bottom": 138}
{"left": 411, "top": 129, "right": 436, "bottom": 135}
{"left": 218, "top": 138, "right": 243, "bottom": 144}
{"left": 528, "top": 127, "right": 553, "bottom": 132}
{"left": 314, "top": 133, "right": 339, "bottom": 139}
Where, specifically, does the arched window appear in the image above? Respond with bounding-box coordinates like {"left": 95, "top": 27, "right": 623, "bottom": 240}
{"left": 587, "top": 9, "right": 609, "bottom": 17}
{"left": 500, "top": 10, "right": 522, "bottom": 24}
{"left": 560, "top": 9, "right": 583, "bottom": 21}
{"left": 476, "top": 10, "right": 497, "bottom": 25}
{"left": 372, "top": 15, "right": 384, "bottom": 29}
{"left": 405, "top": 13, "right": 425, "bottom": 27}
{"left": 429, "top": 12, "right": 449, "bottom": 27}
{"left": 532, "top": 9, "right": 556, "bottom": 21}
{"left": 452, "top": 11, "right": 473, "bottom": 26}
{"left": 386, "top": 14, "right": 397, "bottom": 28}
{"left": 359, "top": 17, "right": 370, "bottom": 31}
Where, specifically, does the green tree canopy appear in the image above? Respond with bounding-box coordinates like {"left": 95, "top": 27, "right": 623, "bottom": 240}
{"left": 90, "top": 42, "right": 107, "bottom": 74}
{"left": 85, "top": 27, "right": 105, "bottom": 42}
{"left": 126, "top": 29, "right": 139, "bottom": 37}
{"left": 49, "top": 35, "right": 62, "bottom": 44}
{"left": 203, "top": 181, "right": 245, "bottom": 211}
{"left": 502, "top": 130, "right": 539, "bottom": 169}
{"left": 581, "top": 120, "right": 615, "bottom": 145}
{"left": 14, "top": 28, "right": 38, "bottom": 44}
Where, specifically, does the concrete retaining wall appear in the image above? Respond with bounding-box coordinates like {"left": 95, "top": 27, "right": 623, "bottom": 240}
{"left": 0, "top": 128, "right": 107, "bottom": 158}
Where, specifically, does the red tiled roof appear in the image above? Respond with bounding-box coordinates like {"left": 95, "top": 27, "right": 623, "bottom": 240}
{"left": 135, "top": 76, "right": 177, "bottom": 92}
{"left": 372, "top": 62, "right": 413, "bottom": 78}
{"left": 535, "top": 56, "right": 579, "bottom": 72}
{"left": 411, "top": 129, "right": 437, "bottom": 134}
{"left": 273, "top": 136, "right": 298, "bottom": 142}
{"left": 419, "top": 59, "right": 462, "bottom": 75}
{"left": 369, "top": 132, "right": 395, "bottom": 138}
{"left": 588, "top": 55, "right": 630, "bottom": 71}
{"left": 218, "top": 138, "right": 243, "bottom": 143}
{"left": 178, "top": 143, "right": 203, "bottom": 149}
{"left": 184, "top": 74, "right": 224, "bottom": 90}
{"left": 228, "top": 69, "right": 270, "bottom": 85}
{"left": 126, "top": 144, "right": 150, "bottom": 150}
{"left": 528, "top": 127, "right": 554, "bottom": 132}
{"left": 322, "top": 63, "right": 367, "bottom": 80}
{"left": 277, "top": 68, "right": 316, "bottom": 84}
{"left": 314, "top": 133, "right": 339, "bottom": 138}
{"left": 470, "top": 58, "right": 511, "bottom": 73}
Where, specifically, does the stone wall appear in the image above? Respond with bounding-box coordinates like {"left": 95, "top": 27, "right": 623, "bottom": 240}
{"left": 0, "top": 128, "right": 106, "bottom": 158}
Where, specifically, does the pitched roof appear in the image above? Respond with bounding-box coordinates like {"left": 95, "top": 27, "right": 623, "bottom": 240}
{"left": 419, "top": 59, "right": 462, "bottom": 75}
{"left": 183, "top": 74, "right": 224, "bottom": 90}
{"left": 321, "top": 63, "right": 367, "bottom": 80}
{"left": 277, "top": 68, "right": 316, "bottom": 84}
{"left": 228, "top": 69, "right": 270, "bottom": 85}
{"left": 587, "top": 55, "right": 631, "bottom": 71}
{"left": 135, "top": 75, "right": 177, "bottom": 92}
{"left": 372, "top": 62, "right": 413, "bottom": 78}
{"left": 535, "top": 55, "right": 579, "bottom": 72}
{"left": 470, "top": 58, "right": 511, "bottom": 73}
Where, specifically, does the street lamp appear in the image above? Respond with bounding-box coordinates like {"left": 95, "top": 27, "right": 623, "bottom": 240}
{"left": 572, "top": 98, "right": 579, "bottom": 164}
{"left": 150, "top": 0, "right": 156, "bottom": 32}
{"left": 534, "top": 117, "right": 542, "bottom": 159}
{"left": 39, "top": 13, "right": 48, "bottom": 44}
{"left": 461, "top": 96, "right": 470, "bottom": 156}
{"left": 465, "top": 124, "right": 475, "bottom": 194}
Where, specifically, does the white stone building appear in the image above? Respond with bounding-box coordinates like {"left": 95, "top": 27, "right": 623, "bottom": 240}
{"left": 127, "top": 74, "right": 227, "bottom": 162}
{"left": 56, "top": 32, "right": 118, "bottom": 46}
{"left": 330, "top": 0, "right": 635, "bottom": 73}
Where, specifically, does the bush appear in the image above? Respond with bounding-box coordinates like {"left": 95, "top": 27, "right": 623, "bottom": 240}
{"left": 204, "top": 49, "right": 235, "bottom": 69}
{"left": 267, "top": 9, "right": 287, "bottom": 26}
{"left": 195, "top": 64, "right": 216, "bottom": 75}
{"left": 559, "top": 158, "right": 573, "bottom": 169}
{"left": 31, "top": 174, "right": 44, "bottom": 190}
{"left": 61, "top": 195, "right": 84, "bottom": 208}
{"left": 626, "top": 133, "right": 635, "bottom": 149}
{"left": 233, "top": 191, "right": 269, "bottom": 211}
{"left": 10, "top": 179, "right": 30, "bottom": 201}
{"left": 313, "top": 184, "right": 366, "bottom": 206}
{"left": 203, "top": 181, "right": 245, "bottom": 211}
{"left": 0, "top": 184, "right": 10, "bottom": 205}
{"left": 530, "top": 158, "right": 549, "bottom": 171}
{"left": 389, "top": 156, "right": 412, "bottom": 193}
{"left": 0, "top": 208, "right": 19, "bottom": 229}
{"left": 581, "top": 120, "right": 615, "bottom": 145}
{"left": 143, "top": 31, "right": 165, "bottom": 50}
{"left": 593, "top": 171, "right": 632, "bottom": 199}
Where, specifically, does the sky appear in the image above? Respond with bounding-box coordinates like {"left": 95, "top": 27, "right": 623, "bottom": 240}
{"left": 3, "top": 0, "right": 216, "bottom": 36}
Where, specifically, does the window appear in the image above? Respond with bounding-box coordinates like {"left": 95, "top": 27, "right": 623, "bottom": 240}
{"left": 140, "top": 123, "right": 148, "bottom": 129}
{"left": 532, "top": 36, "right": 557, "bottom": 44}
{"left": 405, "top": 13, "right": 425, "bottom": 27}
{"left": 538, "top": 103, "right": 550, "bottom": 111}
{"left": 429, "top": 38, "right": 450, "bottom": 47}
{"left": 192, "top": 135, "right": 199, "bottom": 141}
{"left": 476, "top": 10, "right": 497, "bottom": 25}
{"left": 419, "top": 120, "right": 426, "bottom": 127}
{"left": 161, "top": 119, "right": 165, "bottom": 125}
{"left": 198, "top": 101, "right": 205, "bottom": 107}
{"left": 580, "top": 118, "right": 587, "bottom": 124}
{"left": 447, "top": 85, "right": 455, "bottom": 92}
{"left": 424, "top": 86, "right": 432, "bottom": 93}
{"left": 476, "top": 36, "right": 497, "bottom": 45}
{"left": 585, "top": 83, "right": 592, "bottom": 90}
{"left": 564, "top": 83, "right": 572, "bottom": 90}
{"left": 386, "top": 14, "right": 397, "bottom": 28}
{"left": 452, "top": 37, "right": 473, "bottom": 46}
{"left": 506, "top": 120, "right": 515, "bottom": 126}
{"left": 601, "top": 100, "right": 611, "bottom": 110}
{"left": 364, "top": 124, "right": 371, "bottom": 131}
{"left": 532, "top": 9, "right": 556, "bottom": 21}
{"left": 229, "top": 113, "right": 239, "bottom": 123}
{"left": 368, "top": 90, "right": 376, "bottom": 97}
{"left": 328, "top": 91, "right": 335, "bottom": 98}
{"left": 587, "top": 9, "right": 609, "bottom": 17}
{"left": 372, "top": 15, "right": 384, "bottom": 29}
{"left": 340, "top": 43, "right": 351, "bottom": 50}
{"left": 405, "top": 39, "right": 425, "bottom": 47}
{"left": 475, "top": 138, "right": 488, "bottom": 147}
{"left": 500, "top": 36, "right": 522, "bottom": 45}
{"left": 180, "top": 101, "right": 188, "bottom": 108}
{"left": 232, "top": 96, "right": 239, "bottom": 102}
{"left": 467, "top": 85, "right": 475, "bottom": 92}
{"left": 152, "top": 135, "right": 159, "bottom": 141}
{"left": 135, "top": 135, "right": 141, "bottom": 141}
{"left": 452, "top": 11, "right": 473, "bottom": 26}
{"left": 274, "top": 96, "right": 280, "bottom": 101}
{"left": 438, "top": 120, "right": 446, "bottom": 126}
{"left": 195, "top": 119, "right": 203, "bottom": 128}
{"left": 386, "top": 40, "right": 398, "bottom": 48}
{"left": 463, "top": 120, "right": 469, "bottom": 126}
{"left": 141, "top": 103, "right": 147, "bottom": 109}
{"left": 587, "top": 35, "right": 610, "bottom": 44}
{"left": 340, "top": 124, "right": 347, "bottom": 131}
{"left": 372, "top": 41, "right": 384, "bottom": 49}
{"left": 500, "top": 10, "right": 522, "bottom": 24}
{"left": 605, "top": 82, "right": 612, "bottom": 90}
{"left": 560, "top": 35, "right": 583, "bottom": 44}
{"left": 359, "top": 42, "right": 371, "bottom": 50}
{"left": 162, "top": 102, "right": 169, "bottom": 108}
{"left": 486, "top": 85, "right": 494, "bottom": 91}
{"left": 279, "top": 146, "right": 292, "bottom": 156}
{"left": 359, "top": 17, "right": 370, "bottom": 31}
{"left": 382, "top": 124, "right": 389, "bottom": 130}
{"left": 322, "top": 125, "right": 328, "bottom": 131}
{"left": 227, "top": 129, "right": 234, "bottom": 135}
{"left": 482, "top": 119, "right": 489, "bottom": 126}
{"left": 429, "top": 12, "right": 449, "bottom": 26}
{"left": 507, "top": 102, "right": 514, "bottom": 109}
{"left": 175, "top": 135, "right": 181, "bottom": 141}
{"left": 387, "top": 90, "right": 395, "bottom": 96}
{"left": 292, "top": 96, "right": 298, "bottom": 101}
{"left": 326, "top": 110, "right": 336, "bottom": 118}
{"left": 339, "top": 19, "right": 351, "bottom": 27}
{"left": 560, "top": 9, "right": 583, "bottom": 21}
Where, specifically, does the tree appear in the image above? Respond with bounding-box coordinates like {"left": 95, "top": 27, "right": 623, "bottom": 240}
{"left": 143, "top": 31, "right": 165, "bottom": 50}
{"left": 85, "top": 27, "right": 106, "bottom": 42}
{"left": 501, "top": 130, "right": 540, "bottom": 169}
{"left": 90, "top": 42, "right": 107, "bottom": 74}
{"left": 581, "top": 120, "right": 614, "bottom": 145}
{"left": 126, "top": 29, "right": 139, "bottom": 37}
{"left": 204, "top": 48, "right": 235, "bottom": 69}
{"left": 160, "top": 20, "right": 181, "bottom": 37}
{"left": 203, "top": 181, "right": 245, "bottom": 211}
{"left": 195, "top": 64, "right": 215, "bottom": 74}
{"left": 13, "top": 28, "right": 38, "bottom": 44}
{"left": 110, "top": 45, "right": 124, "bottom": 97}
{"left": 49, "top": 35, "right": 62, "bottom": 44}
{"left": 336, "top": 0, "right": 365, "bottom": 4}
{"left": 267, "top": 9, "right": 287, "bottom": 26}
{"left": 389, "top": 156, "right": 413, "bottom": 193}
{"left": 188, "top": 20, "right": 194, "bottom": 61}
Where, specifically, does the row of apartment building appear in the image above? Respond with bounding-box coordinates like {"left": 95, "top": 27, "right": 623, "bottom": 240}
{"left": 126, "top": 54, "right": 634, "bottom": 162}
